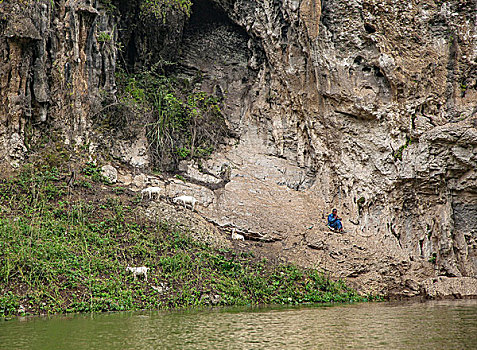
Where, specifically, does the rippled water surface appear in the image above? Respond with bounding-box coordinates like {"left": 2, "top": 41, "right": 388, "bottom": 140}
{"left": 1, "top": 300, "right": 476, "bottom": 349}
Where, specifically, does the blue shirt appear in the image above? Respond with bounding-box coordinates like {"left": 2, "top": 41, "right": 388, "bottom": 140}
{"left": 328, "top": 213, "right": 338, "bottom": 225}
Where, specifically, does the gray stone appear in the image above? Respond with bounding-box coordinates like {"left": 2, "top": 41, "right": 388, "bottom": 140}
{"left": 101, "top": 165, "right": 118, "bottom": 184}
{"left": 421, "top": 277, "right": 477, "bottom": 299}
{"left": 118, "top": 173, "right": 133, "bottom": 186}
{"left": 132, "top": 174, "right": 148, "bottom": 190}
{"left": 166, "top": 180, "right": 215, "bottom": 208}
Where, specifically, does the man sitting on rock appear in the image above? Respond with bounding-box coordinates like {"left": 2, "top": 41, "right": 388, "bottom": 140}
{"left": 327, "top": 208, "right": 344, "bottom": 233}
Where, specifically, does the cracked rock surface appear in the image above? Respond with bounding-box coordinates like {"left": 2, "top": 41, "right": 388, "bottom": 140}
{"left": 174, "top": 0, "right": 477, "bottom": 297}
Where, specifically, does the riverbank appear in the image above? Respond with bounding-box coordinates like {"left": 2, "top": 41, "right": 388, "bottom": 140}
{"left": 0, "top": 164, "right": 375, "bottom": 317}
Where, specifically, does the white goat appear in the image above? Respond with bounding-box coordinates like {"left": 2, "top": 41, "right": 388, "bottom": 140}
{"left": 173, "top": 195, "right": 198, "bottom": 211}
{"left": 126, "top": 265, "right": 149, "bottom": 281}
{"left": 141, "top": 186, "right": 161, "bottom": 200}
{"left": 231, "top": 228, "right": 245, "bottom": 241}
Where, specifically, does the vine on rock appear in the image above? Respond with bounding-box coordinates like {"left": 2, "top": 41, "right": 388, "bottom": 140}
{"left": 140, "top": 0, "right": 192, "bottom": 22}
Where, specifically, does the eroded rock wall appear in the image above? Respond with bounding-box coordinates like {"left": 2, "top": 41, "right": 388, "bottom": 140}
{"left": 184, "top": 0, "right": 477, "bottom": 295}
{"left": 0, "top": 0, "right": 117, "bottom": 166}
{"left": 309, "top": 0, "right": 477, "bottom": 281}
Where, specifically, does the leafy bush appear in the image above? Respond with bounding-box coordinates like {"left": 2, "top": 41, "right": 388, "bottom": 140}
{"left": 116, "top": 67, "right": 229, "bottom": 170}
{"left": 82, "top": 162, "right": 110, "bottom": 184}
{"left": 97, "top": 31, "right": 112, "bottom": 43}
{"left": 140, "top": 0, "right": 192, "bottom": 22}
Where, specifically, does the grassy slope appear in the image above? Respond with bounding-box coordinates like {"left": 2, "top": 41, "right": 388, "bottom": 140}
{"left": 0, "top": 164, "right": 373, "bottom": 317}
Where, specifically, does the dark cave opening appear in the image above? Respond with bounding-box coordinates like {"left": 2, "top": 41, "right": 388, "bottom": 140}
{"left": 364, "top": 23, "right": 376, "bottom": 34}
{"left": 186, "top": 0, "right": 231, "bottom": 30}
{"left": 179, "top": 0, "right": 253, "bottom": 72}
{"left": 183, "top": 0, "right": 250, "bottom": 44}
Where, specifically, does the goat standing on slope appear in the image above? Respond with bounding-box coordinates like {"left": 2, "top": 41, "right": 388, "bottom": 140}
{"left": 231, "top": 228, "right": 245, "bottom": 241}
{"left": 141, "top": 186, "right": 161, "bottom": 200}
{"left": 126, "top": 266, "right": 149, "bottom": 281}
{"left": 173, "top": 195, "right": 198, "bottom": 211}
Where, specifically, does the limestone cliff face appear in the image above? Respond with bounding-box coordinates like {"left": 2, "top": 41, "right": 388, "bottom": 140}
{"left": 0, "top": 0, "right": 117, "bottom": 166}
{"left": 1, "top": 0, "right": 476, "bottom": 297}
{"left": 176, "top": 0, "right": 477, "bottom": 296}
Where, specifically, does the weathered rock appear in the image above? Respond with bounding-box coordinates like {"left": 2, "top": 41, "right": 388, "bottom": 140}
{"left": 190, "top": 0, "right": 477, "bottom": 297}
{"left": 117, "top": 173, "right": 133, "bottom": 186}
{"left": 110, "top": 135, "right": 151, "bottom": 169}
{"left": 132, "top": 174, "right": 148, "bottom": 190}
{"left": 0, "top": 0, "right": 117, "bottom": 165}
{"left": 101, "top": 165, "right": 118, "bottom": 184}
{"left": 421, "top": 277, "right": 477, "bottom": 299}
{"left": 166, "top": 179, "right": 215, "bottom": 208}
{"left": 178, "top": 161, "right": 222, "bottom": 186}
{"left": 143, "top": 200, "right": 230, "bottom": 249}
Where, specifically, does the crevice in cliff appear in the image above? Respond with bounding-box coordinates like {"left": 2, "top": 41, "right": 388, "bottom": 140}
{"left": 364, "top": 23, "right": 376, "bottom": 34}
{"left": 445, "top": 32, "right": 458, "bottom": 120}
{"left": 186, "top": 0, "right": 230, "bottom": 30}
{"left": 116, "top": 0, "right": 187, "bottom": 71}
{"left": 177, "top": 0, "right": 259, "bottom": 132}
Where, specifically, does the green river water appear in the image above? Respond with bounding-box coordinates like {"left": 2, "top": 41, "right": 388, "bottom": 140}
{"left": 1, "top": 299, "right": 476, "bottom": 349}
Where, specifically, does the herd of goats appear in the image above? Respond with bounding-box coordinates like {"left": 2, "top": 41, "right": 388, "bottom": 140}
{"left": 127, "top": 185, "right": 245, "bottom": 282}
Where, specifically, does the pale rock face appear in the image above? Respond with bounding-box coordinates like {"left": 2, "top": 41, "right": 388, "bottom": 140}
{"left": 421, "top": 277, "right": 477, "bottom": 299}
{"left": 181, "top": 0, "right": 477, "bottom": 296}
{"left": 166, "top": 179, "right": 215, "bottom": 208}
{"left": 101, "top": 165, "right": 118, "bottom": 184}
{"left": 109, "top": 134, "right": 151, "bottom": 169}
{"left": 6, "top": 133, "right": 27, "bottom": 168}
{"left": 132, "top": 174, "right": 149, "bottom": 190}
{"left": 178, "top": 161, "right": 222, "bottom": 185}
{"left": 118, "top": 173, "right": 133, "bottom": 186}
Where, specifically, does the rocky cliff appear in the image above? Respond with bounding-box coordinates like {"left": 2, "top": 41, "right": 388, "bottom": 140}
{"left": 1, "top": 0, "right": 476, "bottom": 297}
{"left": 0, "top": 0, "right": 117, "bottom": 167}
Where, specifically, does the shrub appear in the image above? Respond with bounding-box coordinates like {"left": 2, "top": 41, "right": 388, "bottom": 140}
{"left": 115, "top": 66, "right": 229, "bottom": 170}
{"left": 140, "top": 0, "right": 192, "bottom": 22}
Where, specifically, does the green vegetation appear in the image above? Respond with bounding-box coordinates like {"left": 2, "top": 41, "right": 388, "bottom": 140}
{"left": 140, "top": 0, "right": 192, "bottom": 22}
{"left": 175, "top": 174, "right": 186, "bottom": 182}
{"left": 99, "top": 0, "right": 117, "bottom": 14}
{"left": 81, "top": 162, "right": 110, "bottom": 184}
{"left": 460, "top": 82, "right": 468, "bottom": 97}
{"left": 0, "top": 166, "right": 375, "bottom": 317}
{"left": 428, "top": 253, "right": 437, "bottom": 264}
{"left": 115, "top": 66, "right": 228, "bottom": 169}
{"left": 97, "top": 31, "right": 112, "bottom": 43}
{"left": 93, "top": 0, "right": 226, "bottom": 171}
{"left": 393, "top": 137, "right": 412, "bottom": 161}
